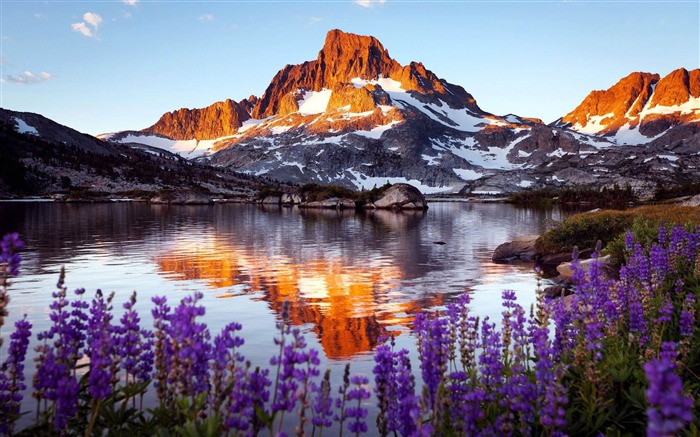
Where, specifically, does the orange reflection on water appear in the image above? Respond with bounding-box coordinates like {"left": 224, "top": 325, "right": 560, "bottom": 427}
{"left": 154, "top": 237, "right": 446, "bottom": 359}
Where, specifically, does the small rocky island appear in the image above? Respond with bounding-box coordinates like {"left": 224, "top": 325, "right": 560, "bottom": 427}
{"left": 257, "top": 182, "right": 428, "bottom": 211}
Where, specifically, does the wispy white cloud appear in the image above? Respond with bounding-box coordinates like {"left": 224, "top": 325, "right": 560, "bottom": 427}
{"left": 355, "top": 0, "right": 386, "bottom": 8}
{"left": 83, "top": 12, "right": 102, "bottom": 28}
{"left": 34, "top": 13, "right": 48, "bottom": 20}
{"left": 308, "top": 16, "right": 323, "bottom": 24}
{"left": 3, "top": 70, "right": 55, "bottom": 85}
{"left": 198, "top": 14, "right": 214, "bottom": 23}
{"left": 71, "top": 12, "right": 102, "bottom": 39}
{"left": 71, "top": 22, "right": 93, "bottom": 37}
{"left": 122, "top": 0, "right": 138, "bottom": 5}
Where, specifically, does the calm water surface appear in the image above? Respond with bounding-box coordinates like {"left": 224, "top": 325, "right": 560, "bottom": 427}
{"left": 0, "top": 201, "right": 567, "bottom": 421}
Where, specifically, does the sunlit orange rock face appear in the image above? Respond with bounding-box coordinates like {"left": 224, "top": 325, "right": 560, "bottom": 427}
{"left": 154, "top": 239, "right": 446, "bottom": 359}
{"left": 561, "top": 72, "right": 660, "bottom": 134}
{"left": 562, "top": 68, "right": 700, "bottom": 136}
{"left": 143, "top": 98, "right": 252, "bottom": 140}
{"left": 252, "top": 29, "right": 481, "bottom": 118}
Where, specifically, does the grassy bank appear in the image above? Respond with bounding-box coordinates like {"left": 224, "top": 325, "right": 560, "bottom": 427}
{"left": 535, "top": 204, "right": 700, "bottom": 265}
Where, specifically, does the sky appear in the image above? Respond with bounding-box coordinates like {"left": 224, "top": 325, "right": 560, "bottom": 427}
{"left": 1, "top": 0, "right": 698, "bottom": 136}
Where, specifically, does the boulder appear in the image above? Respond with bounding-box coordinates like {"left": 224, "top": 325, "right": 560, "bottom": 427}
{"left": 543, "top": 285, "right": 568, "bottom": 299}
{"left": 556, "top": 255, "right": 612, "bottom": 281}
{"left": 260, "top": 195, "right": 282, "bottom": 205}
{"left": 682, "top": 194, "right": 700, "bottom": 207}
{"left": 492, "top": 235, "right": 539, "bottom": 262}
{"left": 372, "top": 184, "right": 427, "bottom": 210}
{"left": 539, "top": 248, "right": 595, "bottom": 268}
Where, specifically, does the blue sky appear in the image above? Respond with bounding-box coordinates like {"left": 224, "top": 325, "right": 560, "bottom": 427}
{"left": 1, "top": 1, "right": 698, "bottom": 136}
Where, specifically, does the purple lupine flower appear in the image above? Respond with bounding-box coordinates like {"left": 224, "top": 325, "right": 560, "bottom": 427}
{"left": 500, "top": 291, "right": 536, "bottom": 433}
{"left": 447, "top": 371, "right": 486, "bottom": 435}
{"left": 628, "top": 289, "right": 649, "bottom": 347}
{"left": 33, "top": 279, "right": 84, "bottom": 431}
{"left": 656, "top": 296, "right": 674, "bottom": 325}
{"left": 551, "top": 296, "right": 574, "bottom": 358}
{"left": 293, "top": 344, "right": 321, "bottom": 436}
{"left": 373, "top": 342, "right": 394, "bottom": 435}
{"left": 414, "top": 312, "right": 450, "bottom": 410}
{"left": 625, "top": 231, "right": 635, "bottom": 251}
{"left": 531, "top": 319, "right": 568, "bottom": 432}
{"left": 311, "top": 369, "right": 334, "bottom": 431}
{"left": 270, "top": 328, "right": 305, "bottom": 414}
{"left": 657, "top": 224, "right": 668, "bottom": 245}
{"left": 210, "top": 321, "right": 245, "bottom": 411}
{"left": 117, "top": 292, "right": 154, "bottom": 383}
{"left": 117, "top": 292, "right": 146, "bottom": 383}
{"left": 151, "top": 295, "right": 172, "bottom": 402}
{"left": 645, "top": 345, "right": 693, "bottom": 437}
{"left": 0, "top": 232, "right": 24, "bottom": 277}
{"left": 0, "top": 316, "right": 32, "bottom": 435}
{"left": 679, "top": 293, "right": 695, "bottom": 338}
{"left": 86, "top": 290, "right": 115, "bottom": 400}
{"left": 478, "top": 317, "right": 503, "bottom": 398}
{"left": 346, "top": 375, "right": 370, "bottom": 435}
{"left": 135, "top": 328, "right": 154, "bottom": 383}
{"left": 167, "top": 292, "right": 211, "bottom": 398}
{"left": 373, "top": 337, "right": 418, "bottom": 436}
{"left": 227, "top": 363, "right": 272, "bottom": 434}
{"left": 668, "top": 225, "right": 688, "bottom": 266}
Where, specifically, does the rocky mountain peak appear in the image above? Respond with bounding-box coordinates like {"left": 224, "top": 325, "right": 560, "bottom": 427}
{"left": 143, "top": 98, "right": 251, "bottom": 141}
{"left": 560, "top": 72, "right": 659, "bottom": 134}
{"left": 317, "top": 29, "right": 400, "bottom": 83}
{"left": 251, "top": 29, "right": 481, "bottom": 118}
{"left": 649, "top": 68, "right": 700, "bottom": 108}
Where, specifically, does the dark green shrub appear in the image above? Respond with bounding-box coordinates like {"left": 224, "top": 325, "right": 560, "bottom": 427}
{"left": 535, "top": 210, "right": 634, "bottom": 256}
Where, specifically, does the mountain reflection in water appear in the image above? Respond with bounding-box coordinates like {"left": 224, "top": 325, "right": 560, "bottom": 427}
{"left": 155, "top": 235, "right": 445, "bottom": 358}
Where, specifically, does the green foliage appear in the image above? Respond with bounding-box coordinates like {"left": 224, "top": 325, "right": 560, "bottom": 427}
{"left": 355, "top": 182, "right": 393, "bottom": 205}
{"left": 654, "top": 181, "right": 700, "bottom": 201}
{"left": 605, "top": 216, "right": 661, "bottom": 266}
{"left": 300, "top": 183, "right": 356, "bottom": 202}
{"left": 255, "top": 187, "right": 283, "bottom": 200}
{"left": 509, "top": 184, "right": 637, "bottom": 207}
{"left": 535, "top": 210, "right": 634, "bottom": 256}
{"left": 536, "top": 204, "right": 700, "bottom": 258}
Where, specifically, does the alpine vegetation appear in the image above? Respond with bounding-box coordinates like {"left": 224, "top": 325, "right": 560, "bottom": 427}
{"left": 1, "top": 225, "right": 700, "bottom": 435}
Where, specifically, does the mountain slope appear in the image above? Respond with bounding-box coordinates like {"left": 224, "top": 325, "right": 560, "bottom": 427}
{"left": 0, "top": 108, "right": 275, "bottom": 198}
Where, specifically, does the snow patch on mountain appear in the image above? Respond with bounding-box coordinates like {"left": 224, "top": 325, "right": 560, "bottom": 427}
{"left": 110, "top": 133, "right": 235, "bottom": 157}
{"left": 572, "top": 112, "right": 615, "bottom": 134}
{"left": 353, "top": 121, "right": 402, "bottom": 139}
{"left": 612, "top": 124, "right": 665, "bottom": 146}
{"left": 645, "top": 96, "right": 700, "bottom": 117}
{"left": 298, "top": 89, "right": 332, "bottom": 115}
{"left": 14, "top": 117, "right": 39, "bottom": 136}
{"left": 345, "top": 168, "right": 453, "bottom": 194}
{"left": 351, "top": 77, "right": 504, "bottom": 133}
{"left": 453, "top": 168, "right": 483, "bottom": 180}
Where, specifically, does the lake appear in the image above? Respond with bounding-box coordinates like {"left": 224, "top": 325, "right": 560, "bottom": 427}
{"left": 0, "top": 201, "right": 568, "bottom": 426}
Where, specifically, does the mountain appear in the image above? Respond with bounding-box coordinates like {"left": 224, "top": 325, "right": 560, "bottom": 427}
{"left": 87, "top": 30, "right": 700, "bottom": 196}
{"left": 556, "top": 68, "right": 700, "bottom": 145}
{"left": 0, "top": 108, "right": 276, "bottom": 198}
